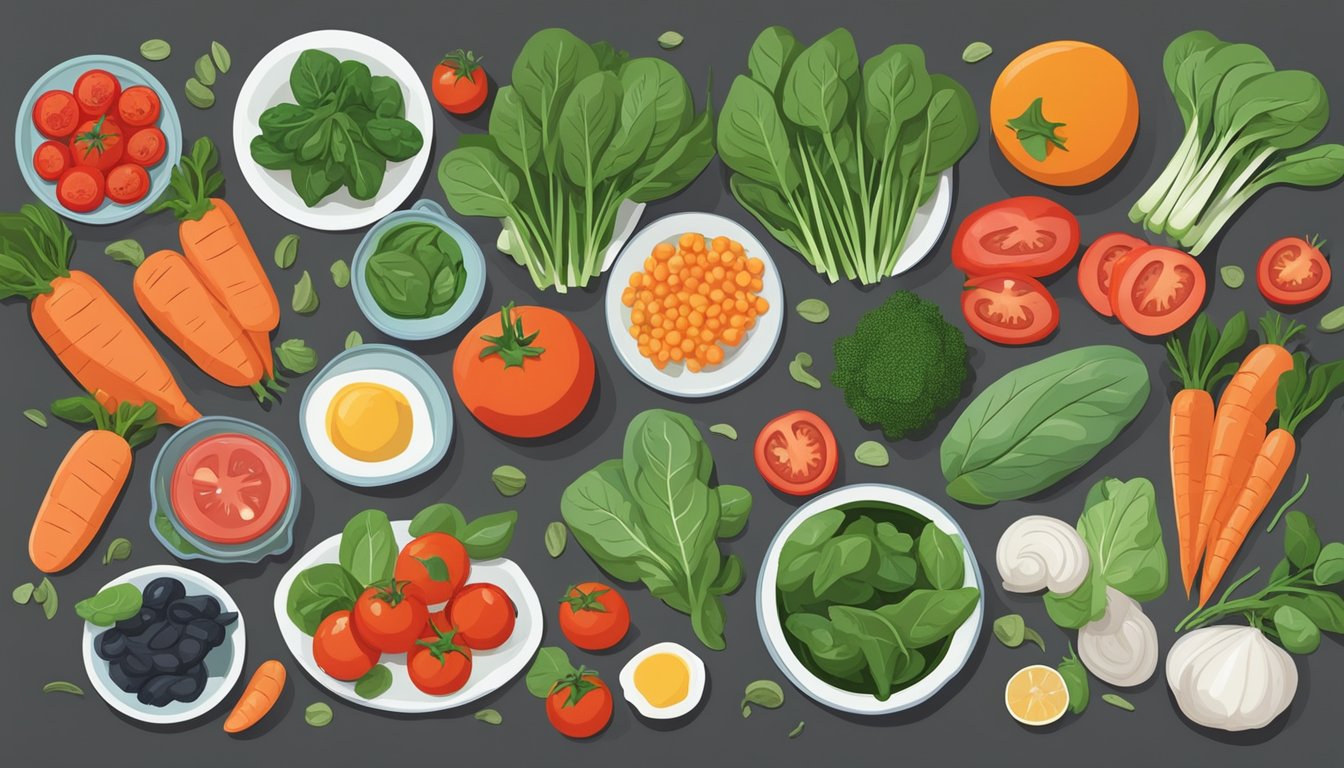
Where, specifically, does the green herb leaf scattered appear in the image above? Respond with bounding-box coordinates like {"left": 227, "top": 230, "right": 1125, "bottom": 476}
{"left": 741, "top": 680, "right": 784, "bottom": 716}
{"left": 211, "top": 41, "right": 231, "bottom": 74}
{"left": 331, "top": 259, "right": 350, "bottom": 288}
{"left": 12, "top": 583, "right": 35, "bottom": 605}
{"left": 43, "top": 681, "right": 84, "bottom": 696}
{"left": 796, "top": 298, "right": 830, "bottom": 323}
{"left": 789, "top": 352, "right": 821, "bottom": 389}
{"left": 1319, "top": 305, "right": 1344, "bottom": 334}
{"left": 275, "top": 339, "right": 318, "bottom": 374}
{"left": 184, "top": 78, "right": 214, "bottom": 109}
{"left": 34, "top": 577, "right": 58, "bottom": 619}
{"left": 304, "top": 702, "right": 333, "bottom": 727}
{"left": 962, "top": 42, "right": 993, "bottom": 63}
{"left": 139, "top": 39, "right": 171, "bottom": 61}
{"left": 787, "top": 720, "right": 805, "bottom": 738}
{"left": 274, "top": 234, "right": 299, "bottom": 269}
{"left": 474, "top": 708, "right": 503, "bottom": 725}
{"left": 854, "top": 440, "right": 889, "bottom": 467}
{"left": 292, "top": 271, "right": 319, "bottom": 314}
{"left": 102, "top": 537, "right": 132, "bottom": 565}
{"left": 194, "top": 55, "right": 217, "bottom": 87}
{"left": 23, "top": 409, "right": 47, "bottom": 428}
{"left": 1007, "top": 97, "right": 1067, "bottom": 162}
{"left": 1102, "top": 693, "right": 1135, "bottom": 712}
{"left": 344, "top": 331, "right": 362, "bottom": 349}
{"left": 708, "top": 423, "right": 738, "bottom": 440}
{"left": 993, "top": 614, "right": 1046, "bottom": 652}
{"left": 1058, "top": 645, "right": 1089, "bottom": 714}
{"left": 491, "top": 465, "right": 527, "bottom": 497}
{"left": 354, "top": 664, "right": 392, "bottom": 699}
{"left": 657, "top": 31, "right": 685, "bottom": 50}
{"left": 544, "top": 521, "right": 568, "bottom": 558}
{"left": 1219, "top": 265, "right": 1245, "bottom": 288}
{"left": 105, "top": 239, "right": 145, "bottom": 264}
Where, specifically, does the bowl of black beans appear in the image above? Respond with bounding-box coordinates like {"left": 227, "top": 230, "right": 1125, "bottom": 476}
{"left": 81, "top": 566, "right": 246, "bottom": 724}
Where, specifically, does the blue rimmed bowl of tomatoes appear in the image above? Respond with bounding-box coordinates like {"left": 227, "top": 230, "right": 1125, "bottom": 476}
{"left": 148, "top": 416, "right": 301, "bottom": 564}
{"left": 16, "top": 54, "right": 181, "bottom": 225}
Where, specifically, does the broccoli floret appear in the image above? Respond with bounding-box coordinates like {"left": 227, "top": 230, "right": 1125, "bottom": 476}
{"left": 831, "top": 291, "right": 969, "bottom": 440}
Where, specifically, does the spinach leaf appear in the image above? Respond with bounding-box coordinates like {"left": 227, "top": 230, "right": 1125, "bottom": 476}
{"left": 74, "top": 583, "right": 142, "bottom": 626}
{"left": 1058, "top": 645, "right": 1089, "bottom": 714}
{"left": 290, "top": 49, "right": 341, "bottom": 107}
{"left": 410, "top": 503, "right": 467, "bottom": 537}
{"left": 286, "top": 563, "right": 363, "bottom": 635}
{"left": 339, "top": 509, "right": 396, "bottom": 587}
{"left": 1284, "top": 510, "right": 1322, "bottom": 569}
{"left": 877, "top": 588, "right": 979, "bottom": 648}
{"left": 829, "top": 606, "right": 907, "bottom": 700}
{"left": 785, "top": 613, "right": 865, "bottom": 680}
{"left": 459, "top": 510, "right": 518, "bottom": 559}
{"left": 811, "top": 535, "right": 873, "bottom": 595}
{"left": 366, "top": 250, "right": 431, "bottom": 317}
{"left": 1076, "top": 477, "right": 1168, "bottom": 602}
{"left": 917, "top": 523, "right": 964, "bottom": 589}
{"left": 1044, "top": 557, "right": 1108, "bottom": 629}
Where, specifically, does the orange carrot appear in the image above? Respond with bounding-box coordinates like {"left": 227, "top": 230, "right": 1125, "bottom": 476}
{"left": 224, "top": 660, "right": 287, "bottom": 733}
{"left": 150, "top": 137, "right": 279, "bottom": 334}
{"left": 1165, "top": 312, "right": 1247, "bottom": 597}
{"left": 249, "top": 330, "right": 277, "bottom": 381}
{"left": 114, "top": 247, "right": 276, "bottom": 402}
{"left": 28, "top": 393, "right": 160, "bottom": 573}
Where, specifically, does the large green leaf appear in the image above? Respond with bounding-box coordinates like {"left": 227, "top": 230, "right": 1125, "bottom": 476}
{"left": 718, "top": 75, "right": 800, "bottom": 189}
{"left": 438, "top": 146, "right": 521, "bottom": 218}
{"left": 780, "top": 29, "right": 858, "bottom": 133}
{"left": 1076, "top": 477, "right": 1168, "bottom": 602}
{"left": 558, "top": 71, "right": 621, "bottom": 187}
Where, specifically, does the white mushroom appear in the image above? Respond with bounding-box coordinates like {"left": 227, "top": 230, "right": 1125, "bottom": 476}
{"left": 1166, "top": 625, "right": 1297, "bottom": 732}
{"left": 996, "top": 515, "right": 1090, "bottom": 594}
{"left": 1077, "top": 588, "right": 1159, "bottom": 687}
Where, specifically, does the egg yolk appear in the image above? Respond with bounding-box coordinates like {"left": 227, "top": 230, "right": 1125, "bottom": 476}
{"left": 325, "top": 382, "right": 413, "bottom": 462}
{"left": 633, "top": 653, "right": 690, "bottom": 708}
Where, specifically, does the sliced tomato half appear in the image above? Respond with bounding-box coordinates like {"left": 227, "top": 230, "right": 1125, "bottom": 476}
{"left": 961, "top": 273, "right": 1059, "bottom": 345}
{"left": 1109, "top": 245, "right": 1206, "bottom": 337}
{"left": 754, "top": 410, "right": 838, "bottom": 496}
{"left": 170, "top": 433, "right": 290, "bottom": 544}
{"left": 1078, "top": 232, "right": 1147, "bottom": 316}
{"left": 1257, "top": 236, "right": 1331, "bottom": 306}
{"left": 952, "top": 196, "right": 1081, "bottom": 277}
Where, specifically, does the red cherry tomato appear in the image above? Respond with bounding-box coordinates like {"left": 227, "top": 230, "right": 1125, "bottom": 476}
{"left": 961, "top": 273, "right": 1059, "bottom": 345}
{"left": 105, "top": 164, "right": 150, "bottom": 205}
{"left": 431, "top": 50, "right": 488, "bottom": 115}
{"left": 1257, "top": 236, "right": 1331, "bottom": 306}
{"left": 33, "top": 141, "right": 72, "bottom": 181}
{"left": 313, "top": 610, "right": 380, "bottom": 681}
{"left": 953, "top": 196, "right": 1081, "bottom": 277}
{"left": 754, "top": 410, "right": 838, "bottom": 496}
{"left": 557, "top": 582, "right": 630, "bottom": 651}
{"left": 125, "top": 127, "right": 167, "bottom": 167}
{"left": 169, "top": 432, "right": 290, "bottom": 545}
{"left": 448, "top": 583, "right": 516, "bottom": 650}
{"left": 116, "top": 85, "right": 161, "bottom": 127}
{"left": 1078, "top": 232, "right": 1147, "bottom": 316}
{"left": 55, "top": 167, "right": 104, "bottom": 213}
{"left": 407, "top": 624, "right": 473, "bottom": 695}
{"left": 32, "top": 90, "right": 81, "bottom": 138}
{"left": 546, "top": 673, "right": 613, "bottom": 739}
{"left": 72, "top": 69, "right": 121, "bottom": 118}
{"left": 1109, "top": 245, "right": 1206, "bottom": 336}
{"left": 353, "top": 584, "right": 429, "bottom": 654}
{"left": 69, "top": 116, "right": 124, "bottom": 171}
{"left": 394, "top": 532, "right": 470, "bottom": 605}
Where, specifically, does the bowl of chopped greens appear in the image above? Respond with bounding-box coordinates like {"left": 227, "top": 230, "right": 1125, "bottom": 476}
{"left": 757, "top": 483, "right": 984, "bottom": 714}
{"left": 350, "top": 199, "right": 487, "bottom": 340}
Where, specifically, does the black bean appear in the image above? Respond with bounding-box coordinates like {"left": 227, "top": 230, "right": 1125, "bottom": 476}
{"left": 152, "top": 651, "right": 182, "bottom": 674}
{"left": 169, "top": 665, "right": 207, "bottom": 702}
{"left": 142, "top": 577, "right": 185, "bottom": 610}
{"left": 148, "top": 622, "right": 183, "bottom": 651}
{"left": 187, "top": 617, "right": 225, "bottom": 646}
{"left": 121, "top": 652, "right": 153, "bottom": 676}
{"left": 108, "top": 663, "right": 149, "bottom": 694}
{"left": 214, "top": 611, "right": 238, "bottom": 628}
{"left": 116, "top": 607, "right": 160, "bottom": 635}
{"left": 137, "top": 675, "right": 178, "bottom": 707}
{"left": 96, "top": 629, "right": 127, "bottom": 661}
{"left": 168, "top": 595, "right": 219, "bottom": 624}
{"left": 175, "top": 636, "right": 207, "bottom": 667}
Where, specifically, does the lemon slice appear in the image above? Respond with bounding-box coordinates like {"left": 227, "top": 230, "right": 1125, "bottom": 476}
{"left": 1005, "top": 664, "right": 1070, "bottom": 726}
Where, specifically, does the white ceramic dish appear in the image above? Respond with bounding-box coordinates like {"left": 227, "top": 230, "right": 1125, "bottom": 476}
{"left": 619, "top": 642, "right": 707, "bottom": 720}
{"left": 232, "top": 30, "right": 433, "bottom": 230}
{"left": 604, "top": 212, "right": 784, "bottom": 399}
{"left": 82, "top": 565, "right": 245, "bottom": 725}
{"left": 892, "top": 169, "right": 954, "bottom": 276}
{"left": 756, "top": 483, "right": 983, "bottom": 715}
{"left": 273, "top": 521, "right": 543, "bottom": 714}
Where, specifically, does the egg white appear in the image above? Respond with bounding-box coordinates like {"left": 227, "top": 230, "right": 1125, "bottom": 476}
{"left": 303, "top": 368, "right": 433, "bottom": 480}
{"left": 618, "top": 641, "right": 706, "bottom": 720}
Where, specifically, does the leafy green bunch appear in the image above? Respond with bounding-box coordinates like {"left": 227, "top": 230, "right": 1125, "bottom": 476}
{"left": 719, "top": 27, "right": 978, "bottom": 284}
{"left": 438, "top": 29, "right": 715, "bottom": 292}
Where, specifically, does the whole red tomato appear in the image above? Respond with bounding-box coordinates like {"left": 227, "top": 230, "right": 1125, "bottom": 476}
{"left": 313, "top": 610, "right": 380, "bottom": 681}
{"left": 557, "top": 583, "right": 630, "bottom": 651}
{"left": 546, "top": 671, "right": 613, "bottom": 738}
{"left": 407, "top": 623, "right": 473, "bottom": 695}
{"left": 69, "top": 116, "right": 124, "bottom": 172}
{"left": 352, "top": 584, "right": 428, "bottom": 654}
{"left": 449, "top": 583, "right": 516, "bottom": 650}
{"left": 395, "top": 532, "right": 470, "bottom": 605}
{"left": 431, "top": 49, "right": 488, "bottom": 115}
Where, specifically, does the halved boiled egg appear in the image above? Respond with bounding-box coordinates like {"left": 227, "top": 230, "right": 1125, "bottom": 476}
{"left": 302, "top": 368, "right": 433, "bottom": 479}
{"left": 619, "top": 642, "right": 706, "bottom": 720}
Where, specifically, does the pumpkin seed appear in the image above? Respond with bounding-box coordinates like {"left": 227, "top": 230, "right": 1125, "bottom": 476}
{"left": 12, "top": 583, "right": 35, "bottom": 605}
{"left": 35, "top": 577, "right": 57, "bottom": 619}
{"left": 275, "top": 339, "right": 318, "bottom": 374}
{"left": 292, "top": 271, "right": 319, "bottom": 314}
{"left": 184, "top": 78, "right": 214, "bottom": 109}
{"left": 544, "top": 522, "right": 568, "bottom": 558}
{"left": 305, "top": 702, "right": 333, "bottom": 726}
{"left": 787, "top": 720, "right": 805, "bottom": 738}
{"left": 139, "top": 39, "right": 172, "bottom": 61}
{"left": 789, "top": 352, "right": 821, "bottom": 389}
{"left": 105, "top": 239, "right": 145, "bottom": 265}
{"left": 23, "top": 409, "right": 47, "bottom": 428}
{"left": 194, "top": 55, "right": 216, "bottom": 86}
{"left": 274, "top": 234, "right": 299, "bottom": 268}
{"left": 102, "top": 537, "right": 132, "bottom": 565}
{"left": 491, "top": 465, "right": 527, "bottom": 496}
{"left": 474, "top": 708, "right": 503, "bottom": 725}
{"left": 211, "top": 41, "right": 231, "bottom": 74}
{"left": 741, "top": 679, "right": 784, "bottom": 718}
{"left": 344, "top": 331, "right": 363, "bottom": 350}
{"left": 708, "top": 423, "right": 738, "bottom": 440}
{"left": 354, "top": 665, "right": 391, "bottom": 699}
{"left": 43, "top": 681, "right": 84, "bottom": 696}
{"left": 1318, "top": 305, "right": 1344, "bottom": 334}
{"left": 962, "top": 42, "right": 993, "bottom": 63}
{"left": 657, "top": 31, "right": 684, "bottom": 50}
{"left": 330, "top": 259, "right": 350, "bottom": 288}
{"left": 795, "top": 298, "right": 830, "bottom": 323}
{"left": 1102, "top": 693, "right": 1135, "bottom": 712}
{"left": 1220, "top": 265, "right": 1245, "bottom": 289}
{"left": 854, "top": 440, "right": 889, "bottom": 467}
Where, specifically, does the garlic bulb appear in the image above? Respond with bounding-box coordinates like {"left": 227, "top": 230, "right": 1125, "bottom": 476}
{"left": 1078, "top": 588, "right": 1158, "bottom": 687}
{"left": 996, "top": 515, "right": 1090, "bottom": 594}
{"left": 1166, "top": 625, "right": 1298, "bottom": 731}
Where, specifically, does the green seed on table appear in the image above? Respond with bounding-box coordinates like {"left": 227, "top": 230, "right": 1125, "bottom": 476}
{"left": 789, "top": 352, "right": 821, "bottom": 389}
{"left": 474, "top": 708, "right": 503, "bottom": 725}
{"left": 23, "top": 409, "right": 47, "bottom": 428}
{"left": 292, "top": 271, "right": 319, "bottom": 314}
{"left": 854, "top": 440, "right": 889, "bottom": 467}
{"left": 184, "top": 78, "right": 214, "bottom": 109}
{"left": 105, "top": 239, "right": 145, "bottom": 264}
{"left": 194, "top": 55, "right": 216, "bottom": 86}
{"left": 708, "top": 423, "right": 738, "bottom": 440}
{"left": 305, "top": 702, "right": 333, "bottom": 727}
{"left": 657, "top": 31, "right": 684, "bottom": 50}
{"left": 741, "top": 679, "right": 784, "bottom": 717}
{"left": 275, "top": 339, "right": 318, "bottom": 374}
{"left": 274, "top": 234, "right": 299, "bottom": 268}
{"left": 787, "top": 721, "right": 805, "bottom": 738}
{"left": 344, "top": 331, "right": 362, "bottom": 350}
{"left": 102, "top": 537, "right": 132, "bottom": 565}
{"left": 1220, "top": 265, "right": 1244, "bottom": 288}
{"left": 211, "top": 41, "right": 231, "bottom": 74}
{"left": 491, "top": 465, "right": 527, "bottom": 496}
{"left": 43, "top": 681, "right": 84, "bottom": 696}
{"left": 795, "top": 298, "right": 830, "bottom": 323}
{"left": 544, "top": 522, "right": 567, "bottom": 558}
{"left": 1318, "top": 305, "right": 1344, "bottom": 334}
{"left": 962, "top": 42, "right": 993, "bottom": 63}
{"left": 12, "top": 583, "right": 35, "bottom": 605}
{"left": 331, "top": 259, "right": 350, "bottom": 288}
{"left": 1102, "top": 693, "right": 1135, "bottom": 711}
{"left": 139, "top": 39, "right": 171, "bottom": 61}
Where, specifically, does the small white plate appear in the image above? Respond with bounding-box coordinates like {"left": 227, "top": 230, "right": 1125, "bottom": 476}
{"left": 604, "top": 212, "right": 784, "bottom": 399}
{"left": 82, "top": 565, "right": 245, "bottom": 725}
{"left": 892, "top": 169, "right": 954, "bottom": 276}
{"left": 273, "top": 521, "right": 543, "bottom": 714}
{"left": 232, "top": 30, "right": 433, "bottom": 231}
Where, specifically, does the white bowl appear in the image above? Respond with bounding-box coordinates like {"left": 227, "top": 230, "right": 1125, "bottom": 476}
{"left": 604, "top": 212, "right": 784, "bottom": 398}
{"left": 892, "top": 169, "right": 954, "bottom": 276}
{"left": 272, "top": 520, "right": 543, "bottom": 714}
{"left": 232, "top": 30, "right": 433, "bottom": 231}
{"left": 82, "top": 565, "right": 245, "bottom": 725}
{"left": 756, "top": 483, "right": 983, "bottom": 715}
{"left": 618, "top": 642, "right": 707, "bottom": 720}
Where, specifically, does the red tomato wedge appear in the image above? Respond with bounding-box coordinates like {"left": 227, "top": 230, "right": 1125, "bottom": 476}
{"left": 170, "top": 433, "right": 290, "bottom": 544}
{"left": 33, "top": 90, "right": 81, "bottom": 139}
{"left": 1257, "top": 236, "right": 1331, "bottom": 306}
{"left": 952, "top": 196, "right": 1080, "bottom": 277}
{"left": 961, "top": 273, "right": 1059, "bottom": 345}
{"left": 1109, "top": 246, "right": 1206, "bottom": 336}
{"left": 1078, "top": 232, "right": 1146, "bottom": 316}
{"left": 754, "top": 410, "right": 838, "bottom": 496}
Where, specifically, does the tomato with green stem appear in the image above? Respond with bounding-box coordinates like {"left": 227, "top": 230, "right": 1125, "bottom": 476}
{"left": 313, "top": 610, "right": 380, "bottom": 681}
{"left": 431, "top": 49, "right": 488, "bottom": 115}
{"left": 449, "top": 583, "right": 516, "bottom": 650}
{"left": 557, "top": 582, "right": 630, "bottom": 651}
{"left": 69, "top": 116, "right": 124, "bottom": 172}
{"left": 546, "top": 669, "right": 613, "bottom": 738}
{"left": 1257, "top": 236, "right": 1331, "bottom": 306}
{"left": 407, "top": 623, "right": 473, "bottom": 695}
{"left": 394, "top": 532, "right": 470, "bottom": 605}
{"left": 352, "top": 583, "right": 428, "bottom": 654}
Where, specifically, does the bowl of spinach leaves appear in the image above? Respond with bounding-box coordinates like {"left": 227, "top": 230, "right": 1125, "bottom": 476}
{"left": 757, "top": 483, "right": 984, "bottom": 714}
{"left": 350, "top": 200, "right": 487, "bottom": 340}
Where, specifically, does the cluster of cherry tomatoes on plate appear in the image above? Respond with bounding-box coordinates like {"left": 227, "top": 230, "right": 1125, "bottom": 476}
{"left": 313, "top": 532, "right": 517, "bottom": 696}
{"left": 31, "top": 68, "right": 168, "bottom": 212}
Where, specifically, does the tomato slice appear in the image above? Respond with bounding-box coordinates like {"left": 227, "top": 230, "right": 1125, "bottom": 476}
{"left": 33, "top": 141, "right": 71, "bottom": 181}
{"left": 1077, "top": 232, "right": 1146, "bottom": 316}
{"left": 106, "top": 164, "right": 150, "bottom": 204}
{"left": 952, "top": 196, "right": 1080, "bottom": 277}
{"left": 73, "top": 69, "right": 121, "bottom": 118}
{"left": 56, "top": 167, "right": 104, "bottom": 213}
{"left": 961, "top": 273, "right": 1059, "bottom": 345}
{"left": 125, "top": 127, "right": 167, "bottom": 167}
{"left": 33, "top": 90, "right": 81, "bottom": 139}
{"left": 1110, "top": 246, "right": 1206, "bottom": 337}
{"left": 170, "top": 433, "right": 290, "bottom": 544}
{"left": 1257, "top": 236, "right": 1331, "bottom": 306}
{"left": 116, "top": 85, "right": 161, "bottom": 127}
{"left": 754, "top": 410, "right": 838, "bottom": 496}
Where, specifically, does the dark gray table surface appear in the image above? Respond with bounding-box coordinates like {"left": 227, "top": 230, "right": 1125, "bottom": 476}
{"left": 3, "top": 1, "right": 1342, "bottom": 765}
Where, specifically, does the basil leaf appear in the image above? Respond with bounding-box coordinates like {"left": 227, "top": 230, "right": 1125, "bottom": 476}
{"left": 544, "top": 522, "right": 567, "bottom": 558}
{"left": 339, "top": 509, "right": 397, "bottom": 586}
{"left": 184, "top": 77, "right": 214, "bottom": 109}
{"left": 409, "top": 503, "right": 466, "bottom": 538}
{"left": 460, "top": 510, "right": 518, "bottom": 559}
{"left": 286, "top": 563, "right": 363, "bottom": 635}
{"left": 1220, "top": 265, "right": 1245, "bottom": 288}
{"left": 354, "top": 664, "right": 392, "bottom": 699}
{"left": 105, "top": 239, "right": 145, "bottom": 265}
{"left": 36, "top": 577, "right": 57, "bottom": 619}
{"left": 526, "top": 646, "right": 574, "bottom": 698}
{"left": 877, "top": 588, "right": 979, "bottom": 648}
{"left": 274, "top": 234, "right": 299, "bottom": 268}
{"left": 1058, "top": 646, "right": 1089, "bottom": 714}
{"left": 993, "top": 614, "right": 1026, "bottom": 647}
{"left": 1319, "top": 305, "right": 1344, "bottom": 334}
{"left": 708, "top": 423, "right": 737, "bottom": 440}
{"left": 102, "top": 537, "right": 132, "bottom": 565}
{"left": 292, "top": 270, "right": 319, "bottom": 314}
{"left": 12, "top": 583, "right": 35, "bottom": 605}
{"left": 961, "top": 42, "right": 993, "bottom": 63}
{"left": 1284, "top": 510, "right": 1322, "bottom": 569}
{"left": 1274, "top": 604, "right": 1321, "bottom": 654}
{"left": 75, "top": 583, "right": 143, "bottom": 626}
{"left": 795, "top": 298, "right": 830, "bottom": 323}
{"left": 741, "top": 679, "right": 784, "bottom": 711}
{"left": 23, "top": 408, "right": 47, "bottom": 428}
{"left": 491, "top": 465, "right": 527, "bottom": 497}
{"left": 917, "top": 523, "right": 964, "bottom": 590}
{"left": 474, "top": 708, "right": 503, "bottom": 725}
{"left": 275, "top": 339, "right": 318, "bottom": 374}
{"left": 211, "top": 41, "right": 231, "bottom": 74}
{"left": 344, "top": 330, "right": 362, "bottom": 349}
{"left": 854, "top": 440, "right": 889, "bottom": 467}
{"left": 194, "top": 54, "right": 217, "bottom": 86}
{"left": 1314, "top": 542, "right": 1344, "bottom": 586}
{"left": 657, "top": 31, "right": 685, "bottom": 50}
{"left": 415, "top": 555, "right": 449, "bottom": 582}
{"left": 305, "top": 702, "right": 333, "bottom": 727}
